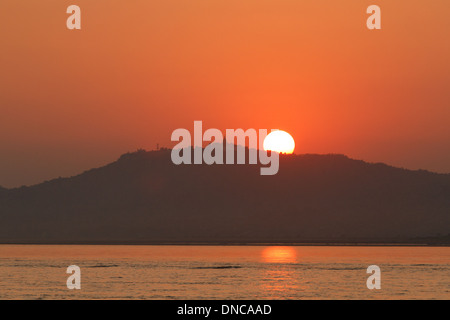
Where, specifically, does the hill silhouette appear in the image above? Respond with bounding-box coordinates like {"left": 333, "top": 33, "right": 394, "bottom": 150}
{"left": 0, "top": 148, "right": 449, "bottom": 244}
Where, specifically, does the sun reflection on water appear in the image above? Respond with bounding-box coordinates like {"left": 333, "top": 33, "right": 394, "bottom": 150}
{"left": 260, "top": 246, "right": 304, "bottom": 298}
{"left": 262, "top": 246, "right": 297, "bottom": 264}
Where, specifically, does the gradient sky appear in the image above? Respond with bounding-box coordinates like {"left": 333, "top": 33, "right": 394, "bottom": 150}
{"left": 1, "top": 0, "right": 449, "bottom": 187}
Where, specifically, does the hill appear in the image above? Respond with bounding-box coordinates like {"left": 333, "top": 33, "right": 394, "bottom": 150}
{"left": 0, "top": 148, "right": 449, "bottom": 244}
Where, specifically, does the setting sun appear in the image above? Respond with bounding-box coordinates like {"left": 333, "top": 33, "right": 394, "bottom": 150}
{"left": 263, "top": 130, "right": 295, "bottom": 154}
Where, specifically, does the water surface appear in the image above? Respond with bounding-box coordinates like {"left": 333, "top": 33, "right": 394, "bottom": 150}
{"left": 0, "top": 245, "right": 448, "bottom": 299}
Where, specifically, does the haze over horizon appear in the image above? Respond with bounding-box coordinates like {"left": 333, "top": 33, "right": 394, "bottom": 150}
{"left": 1, "top": 0, "right": 450, "bottom": 187}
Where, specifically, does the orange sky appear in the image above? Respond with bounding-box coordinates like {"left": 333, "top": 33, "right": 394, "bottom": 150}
{"left": 0, "top": 0, "right": 449, "bottom": 187}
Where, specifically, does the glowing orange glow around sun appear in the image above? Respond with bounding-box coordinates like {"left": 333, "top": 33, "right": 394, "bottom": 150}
{"left": 262, "top": 247, "right": 297, "bottom": 263}
{"left": 263, "top": 130, "right": 295, "bottom": 154}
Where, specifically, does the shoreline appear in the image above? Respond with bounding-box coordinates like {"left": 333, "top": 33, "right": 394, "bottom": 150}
{"left": 0, "top": 241, "right": 449, "bottom": 247}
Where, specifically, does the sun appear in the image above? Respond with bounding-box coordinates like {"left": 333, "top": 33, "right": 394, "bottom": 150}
{"left": 263, "top": 130, "right": 295, "bottom": 154}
